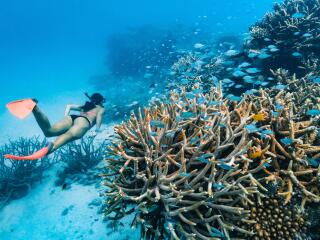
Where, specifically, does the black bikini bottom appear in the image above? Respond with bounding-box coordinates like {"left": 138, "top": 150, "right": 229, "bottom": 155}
{"left": 70, "top": 114, "right": 91, "bottom": 127}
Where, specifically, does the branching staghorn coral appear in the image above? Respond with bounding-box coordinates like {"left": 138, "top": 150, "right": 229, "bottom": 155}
{"left": 245, "top": 0, "right": 320, "bottom": 76}
{"left": 55, "top": 136, "right": 108, "bottom": 186}
{"left": 0, "top": 137, "right": 57, "bottom": 208}
{"left": 103, "top": 81, "right": 320, "bottom": 239}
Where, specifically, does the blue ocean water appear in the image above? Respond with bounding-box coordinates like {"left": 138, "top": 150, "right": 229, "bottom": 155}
{"left": 0, "top": 1, "right": 288, "bottom": 239}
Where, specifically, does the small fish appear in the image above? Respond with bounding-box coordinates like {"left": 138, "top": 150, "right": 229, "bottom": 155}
{"left": 292, "top": 52, "right": 302, "bottom": 57}
{"left": 271, "top": 111, "right": 279, "bottom": 117}
{"left": 194, "top": 43, "right": 205, "bottom": 49}
{"left": 292, "top": 12, "right": 305, "bottom": 19}
{"left": 312, "top": 77, "right": 320, "bottom": 84}
{"left": 262, "top": 162, "right": 271, "bottom": 168}
{"left": 275, "top": 103, "right": 284, "bottom": 110}
{"left": 235, "top": 84, "right": 243, "bottom": 88}
{"left": 225, "top": 49, "right": 240, "bottom": 57}
{"left": 238, "top": 62, "right": 251, "bottom": 68}
{"left": 248, "top": 52, "right": 257, "bottom": 58}
{"left": 150, "top": 120, "right": 166, "bottom": 128}
{"left": 267, "top": 45, "right": 277, "bottom": 49}
{"left": 218, "top": 163, "right": 234, "bottom": 170}
{"left": 197, "top": 157, "right": 209, "bottom": 164}
{"left": 179, "top": 172, "right": 190, "bottom": 177}
{"left": 232, "top": 70, "right": 246, "bottom": 78}
{"left": 226, "top": 95, "right": 242, "bottom": 102}
{"left": 190, "top": 137, "right": 200, "bottom": 144}
{"left": 269, "top": 48, "right": 279, "bottom": 52}
{"left": 258, "top": 53, "right": 271, "bottom": 59}
{"left": 150, "top": 132, "right": 158, "bottom": 137}
{"left": 208, "top": 100, "right": 223, "bottom": 106}
{"left": 180, "top": 78, "right": 189, "bottom": 84}
{"left": 253, "top": 113, "right": 265, "bottom": 121}
{"left": 245, "top": 124, "right": 260, "bottom": 133}
{"left": 186, "top": 92, "right": 196, "bottom": 99}
{"left": 181, "top": 111, "right": 196, "bottom": 119}
{"left": 245, "top": 89, "right": 258, "bottom": 95}
{"left": 192, "top": 89, "right": 203, "bottom": 94}
{"left": 144, "top": 73, "right": 153, "bottom": 78}
{"left": 308, "top": 158, "right": 320, "bottom": 167}
{"left": 222, "top": 78, "right": 234, "bottom": 84}
{"left": 306, "top": 109, "right": 320, "bottom": 116}
{"left": 261, "top": 129, "right": 274, "bottom": 135}
{"left": 243, "top": 76, "right": 254, "bottom": 84}
{"left": 211, "top": 228, "right": 225, "bottom": 238}
{"left": 294, "top": 31, "right": 301, "bottom": 35}
{"left": 280, "top": 137, "right": 293, "bottom": 145}
{"left": 264, "top": 38, "right": 271, "bottom": 41}
{"left": 246, "top": 68, "right": 261, "bottom": 74}
{"left": 302, "top": 33, "right": 312, "bottom": 38}
{"left": 248, "top": 147, "right": 262, "bottom": 159}
{"left": 212, "top": 183, "right": 224, "bottom": 190}
{"left": 198, "top": 98, "right": 206, "bottom": 104}
{"left": 274, "top": 84, "right": 287, "bottom": 90}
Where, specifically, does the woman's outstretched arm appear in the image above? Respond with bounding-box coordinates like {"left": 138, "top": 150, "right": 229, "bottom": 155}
{"left": 64, "top": 104, "right": 82, "bottom": 116}
{"left": 95, "top": 108, "right": 106, "bottom": 132}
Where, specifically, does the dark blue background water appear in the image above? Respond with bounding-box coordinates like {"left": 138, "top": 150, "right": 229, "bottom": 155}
{"left": 0, "top": 0, "right": 276, "bottom": 141}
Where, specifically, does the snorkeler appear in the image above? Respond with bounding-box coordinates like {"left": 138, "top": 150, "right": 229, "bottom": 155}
{"left": 4, "top": 93, "right": 106, "bottom": 160}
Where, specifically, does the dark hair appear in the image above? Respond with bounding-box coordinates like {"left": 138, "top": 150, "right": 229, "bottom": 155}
{"left": 81, "top": 93, "right": 105, "bottom": 112}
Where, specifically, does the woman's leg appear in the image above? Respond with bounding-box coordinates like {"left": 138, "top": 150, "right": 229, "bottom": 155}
{"left": 49, "top": 118, "right": 90, "bottom": 153}
{"left": 32, "top": 105, "right": 72, "bottom": 137}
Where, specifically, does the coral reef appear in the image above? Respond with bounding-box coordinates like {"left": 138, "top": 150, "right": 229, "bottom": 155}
{"left": 245, "top": 0, "right": 320, "bottom": 76}
{"left": 0, "top": 137, "right": 57, "bottom": 208}
{"left": 55, "top": 137, "right": 108, "bottom": 187}
{"left": 103, "top": 79, "right": 320, "bottom": 239}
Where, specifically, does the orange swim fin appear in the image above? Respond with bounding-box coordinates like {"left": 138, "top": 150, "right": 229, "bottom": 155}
{"left": 3, "top": 145, "right": 51, "bottom": 161}
{"left": 6, "top": 99, "right": 37, "bottom": 119}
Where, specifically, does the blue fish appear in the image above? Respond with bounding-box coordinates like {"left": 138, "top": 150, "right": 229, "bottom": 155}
{"left": 197, "top": 157, "right": 209, "bottom": 164}
{"left": 313, "top": 77, "right": 320, "bottom": 84}
{"left": 246, "top": 68, "right": 261, "bottom": 74}
{"left": 226, "top": 95, "right": 242, "bottom": 102}
{"left": 211, "top": 227, "right": 225, "bottom": 238}
{"left": 238, "top": 62, "right": 251, "bottom": 68}
{"left": 270, "top": 48, "right": 279, "bottom": 52}
{"left": 179, "top": 172, "right": 190, "bottom": 177}
{"left": 292, "top": 52, "right": 302, "bottom": 57}
{"left": 245, "top": 89, "right": 258, "bottom": 95}
{"left": 198, "top": 98, "right": 206, "bottom": 104}
{"left": 264, "top": 38, "right": 271, "bottom": 42}
{"left": 302, "top": 33, "right": 312, "bottom": 37}
{"left": 235, "top": 84, "right": 243, "bottom": 88}
{"left": 280, "top": 137, "right": 293, "bottom": 145}
{"left": 248, "top": 52, "right": 257, "bottom": 58}
{"left": 272, "top": 111, "right": 279, "bottom": 117}
{"left": 186, "top": 92, "right": 196, "bottom": 99}
{"left": 245, "top": 124, "right": 260, "bottom": 133}
{"left": 222, "top": 78, "right": 234, "bottom": 84}
{"left": 308, "top": 158, "right": 320, "bottom": 167}
{"left": 232, "top": 70, "right": 246, "bottom": 78}
{"left": 306, "top": 109, "right": 320, "bottom": 116}
{"left": 181, "top": 111, "right": 196, "bottom": 119}
{"left": 218, "top": 163, "right": 234, "bottom": 170}
{"left": 258, "top": 53, "right": 271, "bottom": 59}
{"left": 275, "top": 103, "right": 284, "bottom": 110}
{"left": 292, "top": 12, "right": 305, "bottom": 19}
{"left": 180, "top": 78, "right": 189, "bottom": 84}
{"left": 274, "top": 84, "right": 287, "bottom": 90}
{"left": 150, "top": 120, "right": 166, "bottom": 128}
{"left": 150, "top": 132, "right": 158, "bottom": 137}
{"left": 192, "top": 89, "right": 203, "bottom": 94}
{"left": 262, "top": 162, "right": 271, "bottom": 168}
{"left": 212, "top": 183, "right": 225, "bottom": 190}
{"left": 208, "top": 100, "right": 223, "bottom": 106}
{"left": 190, "top": 137, "right": 200, "bottom": 144}
{"left": 294, "top": 31, "right": 300, "bottom": 36}
{"left": 243, "top": 75, "right": 254, "bottom": 84}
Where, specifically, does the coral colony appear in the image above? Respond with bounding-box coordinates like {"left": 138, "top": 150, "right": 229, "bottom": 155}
{"left": 102, "top": 0, "right": 320, "bottom": 239}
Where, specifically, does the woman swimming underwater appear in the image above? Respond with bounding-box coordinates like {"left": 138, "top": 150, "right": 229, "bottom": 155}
{"left": 4, "top": 93, "right": 106, "bottom": 160}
